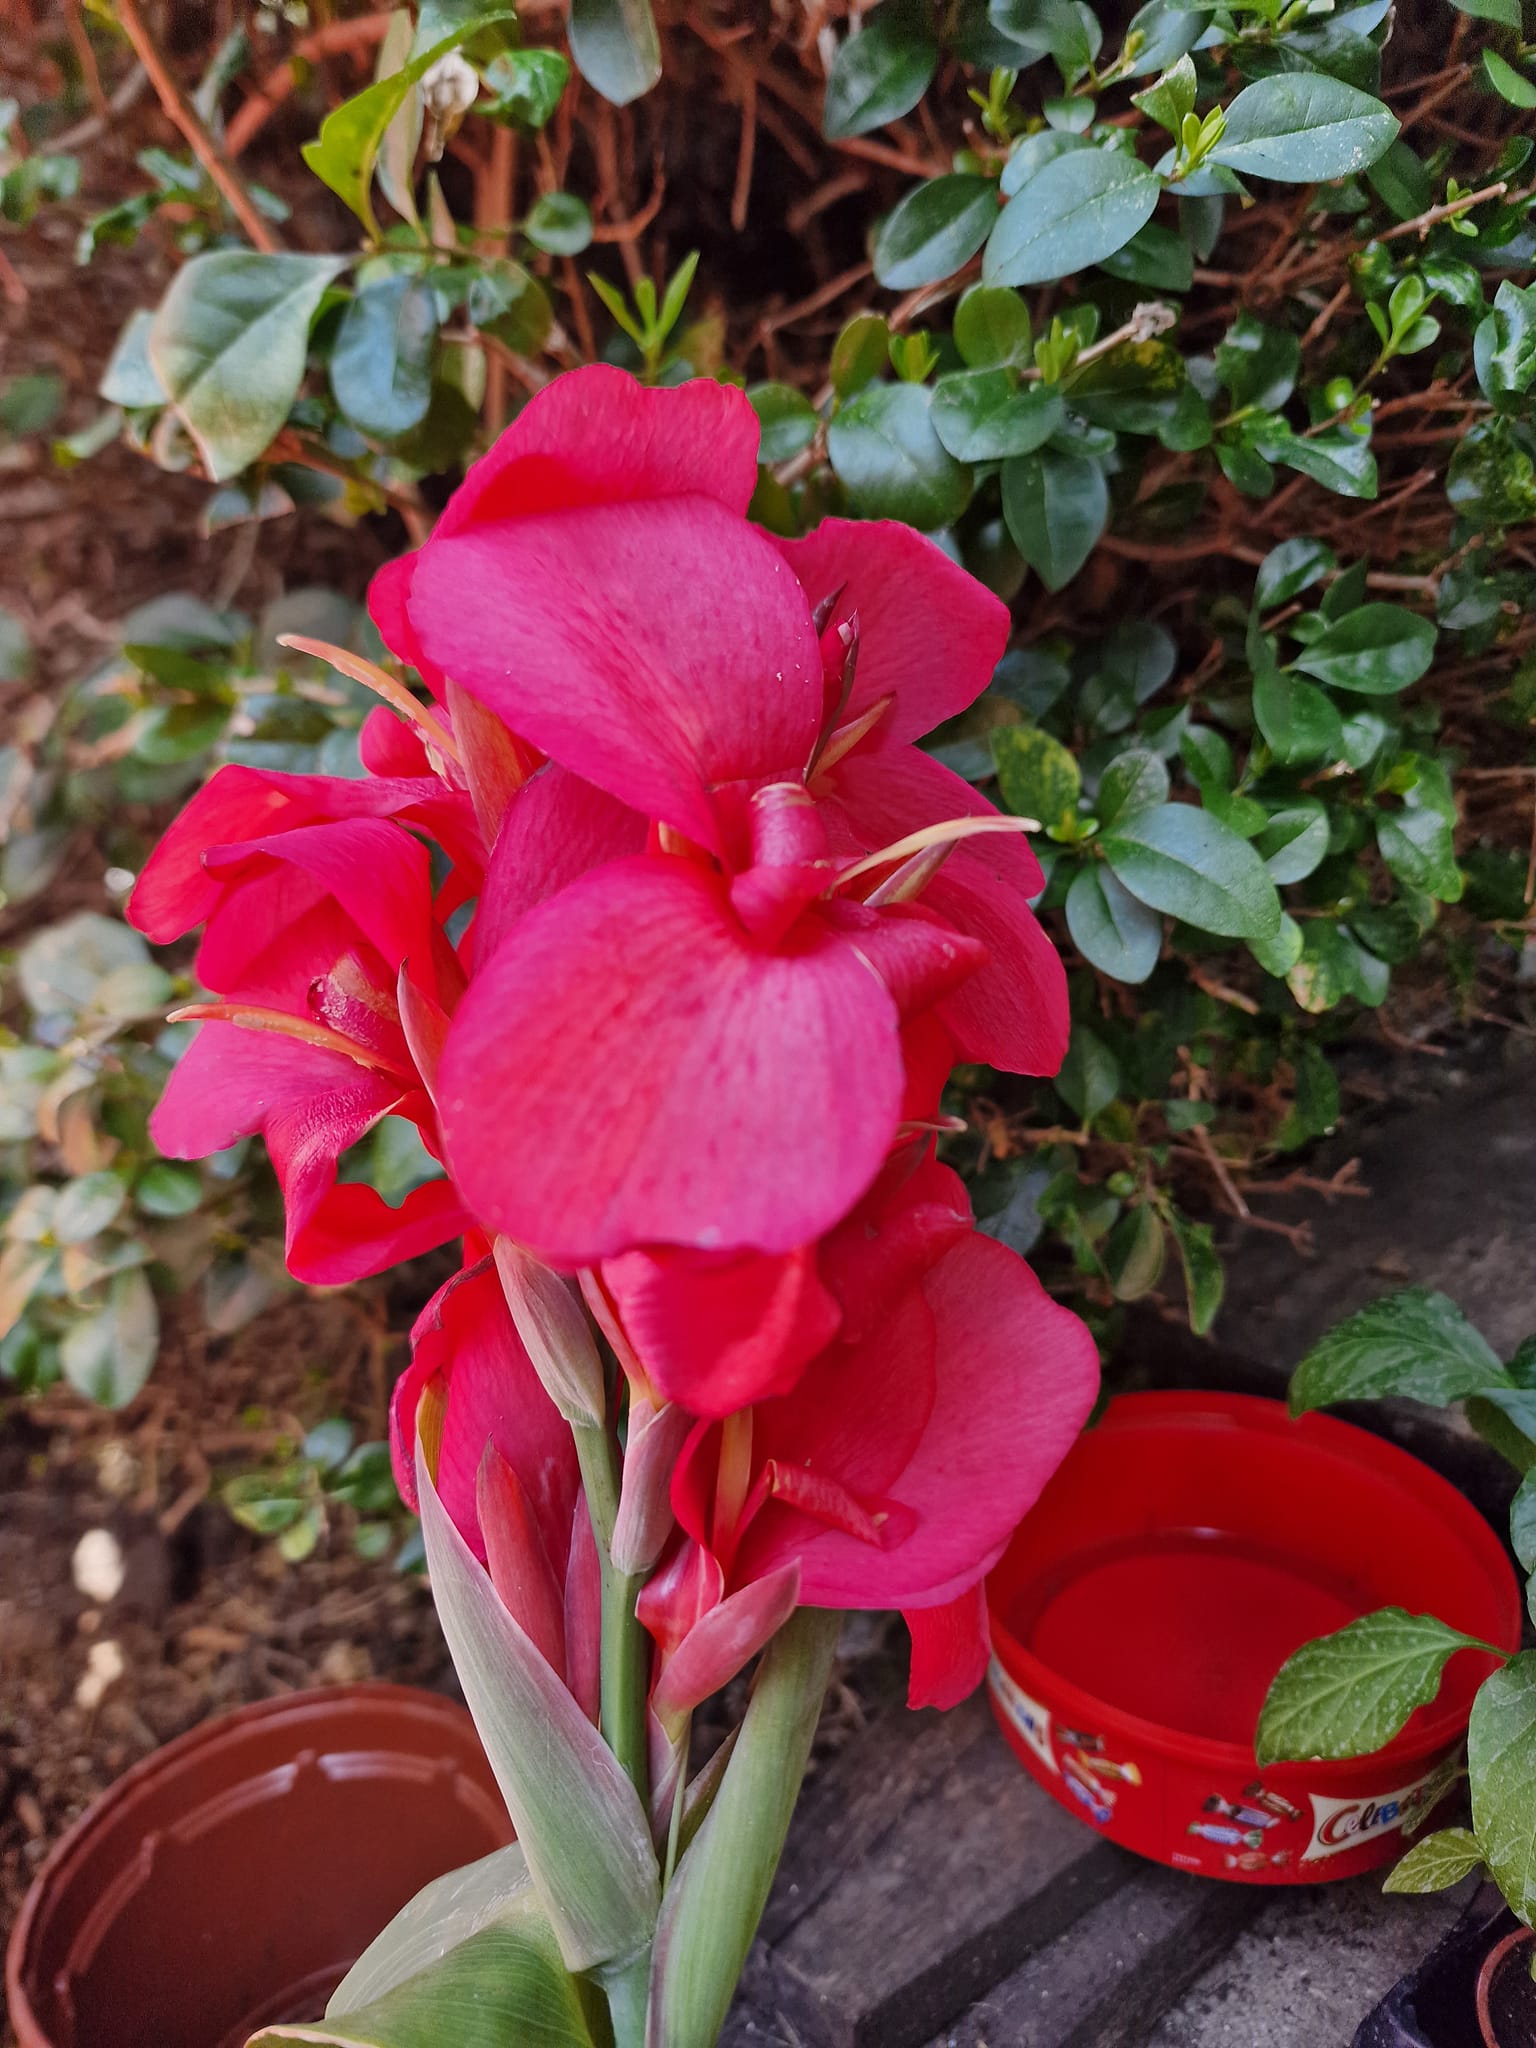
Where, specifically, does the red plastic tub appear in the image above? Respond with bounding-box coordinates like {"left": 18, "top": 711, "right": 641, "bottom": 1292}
{"left": 986, "top": 1393, "right": 1521, "bottom": 1884}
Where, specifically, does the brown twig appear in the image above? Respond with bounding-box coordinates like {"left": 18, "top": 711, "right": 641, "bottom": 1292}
{"left": 115, "top": 0, "right": 283, "bottom": 253}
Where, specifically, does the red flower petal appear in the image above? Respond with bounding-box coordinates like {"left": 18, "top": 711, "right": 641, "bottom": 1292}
{"left": 776, "top": 519, "right": 1010, "bottom": 750}
{"left": 439, "top": 856, "right": 906, "bottom": 1262}
{"left": 475, "top": 764, "right": 647, "bottom": 969}
{"left": 407, "top": 498, "right": 822, "bottom": 852}
{"left": 904, "top": 1584, "right": 989, "bottom": 1710}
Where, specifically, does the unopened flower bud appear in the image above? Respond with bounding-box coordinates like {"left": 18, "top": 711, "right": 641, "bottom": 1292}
{"left": 494, "top": 1238, "right": 607, "bottom": 1427}
{"left": 421, "top": 52, "right": 479, "bottom": 162}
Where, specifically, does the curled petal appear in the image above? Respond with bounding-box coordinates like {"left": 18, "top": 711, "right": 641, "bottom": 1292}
{"left": 479, "top": 1445, "right": 568, "bottom": 1679}
{"left": 904, "top": 1584, "right": 990, "bottom": 1711}
{"left": 651, "top": 1562, "right": 801, "bottom": 1731}
{"left": 777, "top": 519, "right": 1010, "bottom": 751}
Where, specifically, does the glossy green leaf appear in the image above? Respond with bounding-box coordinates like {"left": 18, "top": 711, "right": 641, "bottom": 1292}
{"left": 415, "top": 1432, "right": 659, "bottom": 1972}
{"left": 827, "top": 382, "right": 972, "bottom": 527}
{"left": 482, "top": 48, "right": 571, "bottom": 131}
{"left": 1383, "top": 1828, "right": 1485, "bottom": 1895}
{"left": 1105, "top": 1205, "right": 1166, "bottom": 1301}
{"left": 1258, "top": 1609, "right": 1499, "bottom": 1765}
{"left": 1451, "top": 0, "right": 1519, "bottom": 20}
{"left": 1066, "top": 864, "right": 1163, "bottom": 983}
{"left": 1131, "top": 53, "right": 1197, "bottom": 135}
{"left": 830, "top": 313, "right": 891, "bottom": 399}
{"left": 1290, "top": 1288, "right": 1510, "bottom": 1413}
{"left": 1256, "top": 799, "right": 1328, "bottom": 884}
{"left": 1249, "top": 912, "right": 1304, "bottom": 979}
{"left": 149, "top": 252, "right": 347, "bottom": 481}
{"left": 1255, "top": 537, "right": 1336, "bottom": 610}
{"left": 748, "top": 383, "right": 818, "bottom": 463}
{"left": 1293, "top": 604, "right": 1435, "bottom": 695}
{"left": 524, "top": 192, "right": 593, "bottom": 256}
{"left": 953, "top": 284, "right": 1032, "bottom": 368}
{"left": 135, "top": 1161, "right": 203, "bottom": 1218}
{"left": 1001, "top": 447, "right": 1107, "bottom": 590}
{"left": 1474, "top": 280, "right": 1536, "bottom": 406}
{"left": 823, "top": 1, "right": 937, "bottom": 141}
{"left": 931, "top": 372, "right": 1061, "bottom": 461}
{"left": 568, "top": 0, "right": 661, "bottom": 107}
{"left": 330, "top": 277, "right": 436, "bottom": 440}
{"left": 1216, "top": 311, "right": 1299, "bottom": 412}
{"left": 1097, "top": 220, "right": 1192, "bottom": 291}
{"left": 1057, "top": 1025, "right": 1120, "bottom": 1123}
{"left": 61, "top": 1269, "right": 158, "bottom": 1408}
{"left": 1377, "top": 804, "right": 1461, "bottom": 903}
{"left": 993, "top": 723, "right": 1081, "bottom": 825}
{"left": 873, "top": 175, "right": 997, "bottom": 289}
{"left": 253, "top": 1923, "right": 597, "bottom": 2046}
{"left": 1169, "top": 1209, "right": 1222, "bottom": 1334}
{"left": 1253, "top": 667, "right": 1343, "bottom": 765}
{"left": 1098, "top": 802, "right": 1283, "bottom": 941}
{"left": 1097, "top": 748, "right": 1170, "bottom": 825}
{"left": 1210, "top": 75, "right": 1399, "bottom": 184}
{"left": 984, "top": 148, "right": 1161, "bottom": 288}
{"left": 1123, "top": 0, "right": 1210, "bottom": 75}
{"left": 1483, "top": 48, "right": 1536, "bottom": 110}
{"left": 1469, "top": 1651, "right": 1536, "bottom": 1923}
{"left": 302, "top": 9, "right": 519, "bottom": 233}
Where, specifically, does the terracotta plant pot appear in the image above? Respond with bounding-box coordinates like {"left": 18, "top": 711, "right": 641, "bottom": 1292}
{"left": 1354, "top": 1884, "right": 1536, "bottom": 2048}
{"left": 6, "top": 1683, "right": 513, "bottom": 2048}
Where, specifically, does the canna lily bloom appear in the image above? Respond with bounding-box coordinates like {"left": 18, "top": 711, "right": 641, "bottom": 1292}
{"left": 372, "top": 365, "right": 1067, "bottom": 1269}
{"left": 131, "top": 803, "right": 473, "bottom": 1284}
{"left": 636, "top": 1156, "right": 1100, "bottom": 1713}
{"left": 391, "top": 1247, "right": 598, "bottom": 1714}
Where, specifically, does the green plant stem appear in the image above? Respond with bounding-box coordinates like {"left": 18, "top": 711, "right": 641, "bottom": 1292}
{"left": 572, "top": 1418, "right": 652, "bottom": 1813}
{"left": 600, "top": 1949, "right": 652, "bottom": 2048}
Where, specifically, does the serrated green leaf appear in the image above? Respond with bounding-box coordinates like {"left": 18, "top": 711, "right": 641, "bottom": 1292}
{"left": 1210, "top": 74, "right": 1399, "bottom": 184}
{"left": 1290, "top": 1287, "right": 1509, "bottom": 1413}
{"left": 1066, "top": 864, "right": 1164, "bottom": 983}
{"left": 1099, "top": 802, "right": 1283, "bottom": 941}
{"left": 873, "top": 175, "right": 997, "bottom": 289}
{"left": 1383, "top": 1826, "right": 1485, "bottom": 1894}
{"left": 984, "top": 148, "right": 1161, "bottom": 288}
{"left": 149, "top": 252, "right": 347, "bottom": 481}
{"left": 1258, "top": 1608, "right": 1497, "bottom": 1765}
{"left": 827, "top": 382, "right": 972, "bottom": 527}
{"left": 1469, "top": 1651, "right": 1536, "bottom": 1924}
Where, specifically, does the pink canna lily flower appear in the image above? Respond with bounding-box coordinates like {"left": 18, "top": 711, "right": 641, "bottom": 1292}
{"left": 131, "top": 796, "right": 474, "bottom": 1285}
{"left": 636, "top": 1156, "right": 1100, "bottom": 1713}
{"left": 370, "top": 364, "right": 1068, "bottom": 1269}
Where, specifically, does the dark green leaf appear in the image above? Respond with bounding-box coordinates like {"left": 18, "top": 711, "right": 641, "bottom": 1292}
{"left": 1254, "top": 667, "right": 1343, "bottom": 765}
{"left": 568, "top": 0, "right": 661, "bottom": 107}
{"left": 1057, "top": 1025, "right": 1120, "bottom": 1123}
{"left": 931, "top": 372, "right": 1061, "bottom": 460}
{"left": 1510, "top": 1471, "right": 1536, "bottom": 1576}
{"left": 1474, "top": 280, "right": 1536, "bottom": 406}
{"left": 524, "top": 191, "right": 593, "bottom": 255}
{"left": 1216, "top": 311, "right": 1299, "bottom": 411}
{"left": 61, "top": 1269, "right": 158, "bottom": 1408}
{"left": 1377, "top": 805, "right": 1462, "bottom": 903}
{"left": 1097, "top": 220, "right": 1193, "bottom": 291}
{"left": 953, "top": 284, "right": 1032, "bottom": 368}
{"left": 984, "top": 148, "right": 1162, "bottom": 288}
{"left": 1366, "top": 139, "right": 1434, "bottom": 222}
{"left": 1290, "top": 1287, "right": 1509, "bottom": 1413}
{"left": 830, "top": 313, "right": 891, "bottom": 399}
{"left": 827, "top": 382, "right": 972, "bottom": 527}
{"left": 1255, "top": 537, "right": 1336, "bottom": 609}
{"left": 1483, "top": 48, "right": 1536, "bottom": 110}
{"left": 135, "top": 1161, "right": 203, "bottom": 1218}
{"left": 1258, "top": 1609, "right": 1497, "bottom": 1764}
{"left": 873, "top": 175, "right": 997, "bottom": 289}
{"left": 1099, "top": 802, "right": 1283, "bottom": 940}
{"left": 823, "top": 1, "right": 937, "bottom": 141}
{"left": 1097, "top": 747, "right": 1170, "bottom": 825}
{"left": 1209, "top": 75, "right": 1399, "bottom": 184}
{"left": 1256, "top": 798, "right": 1328, "bottom": 883}
{"left": 1169, "top": 1209, "right": 1223, "bottom": 1334}
{"left": 1469, "top": 1651, "right": 1536, "bottom": 1925}
{"left": 1001, "top": 447, "right": 1107, "bottom": 590}
{"left": 481, "top": 49, "right": 571, "bottom": 131}
{"left": 1105, "top": 1205, "right": 1166, "bottom": 1301}
{"left": 1293, "top": 604, "right": 1435, "bottom": 694}
{"left": 748, "top": 383, "right": 818, "bottom": 463}
{"left": 1123, "top": 0, "right": 1210, "bottom": 75}
{"left": 330, "top": 277, "right": 436, "bottom": 440}
{"left": 149, "top": 251, "right": 347, "bottom": 481}
{"left": 1131, "top": 53, "right": 1197, "bottom": 135}
{"left": 1066, "top": 863, "right": 1163, "bottom": 982}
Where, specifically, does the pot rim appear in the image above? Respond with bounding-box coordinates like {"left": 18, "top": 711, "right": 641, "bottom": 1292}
{"left": 5, "top": 1681, "right": 483, "bottom": 2048}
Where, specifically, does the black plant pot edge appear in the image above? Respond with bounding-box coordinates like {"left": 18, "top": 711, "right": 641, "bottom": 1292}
{"left": 1354, "top": 1883, "right": 1524, "bottom": 2048}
